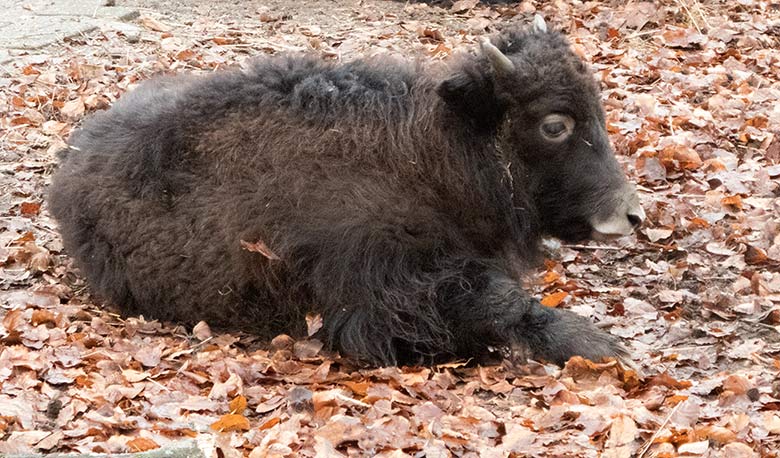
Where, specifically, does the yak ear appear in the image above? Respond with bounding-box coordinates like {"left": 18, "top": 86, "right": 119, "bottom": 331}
{"left": 437, "top": 63, "right": 506, "bottom": 132}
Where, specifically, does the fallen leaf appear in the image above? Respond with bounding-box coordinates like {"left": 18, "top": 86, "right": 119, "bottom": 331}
{"left": 721, "top": 195, "right": 743, "bottom": 211}
{"left": 763, "top": 413, "right": 780, "bottom": 434}
{"left": 678, "top": 440, "right": 709, "bottom": 454}
{"left": 192, "top": 321, "right": 212, "bottom": 340}
{"left": 294, "top": 339, "right": 323, "bottom": 359}
{"left": 259, "top": 417, "right": 281, "bottom": 430}
{"left": 604, "top": 415, "right": 637, "bottom": 452}
{"left": 660, "top": 28, "right": 708, "bottom": 48}
{"left": 229, "top": 395, "right": 247, "bottom": 414}
{"left": 645, "top": 228, "right": 673, "bottom": 242}
{"left": 706, "top": 242, "right": 736, "bottom": 256}
{"left": 240, "top": 239, "right": 280, "bottom": 261}
{"left": 210, "top": 414, "right": 250, "bottom": 432}
{"left": 722, "top": 374, "right": 752, "bottom": 395}
{"left": 541, "top": 291, "right": 568, "bottom": 307}
{"left": 30, "top": 310, "right": 56, "bottom": 326}
{"left": 451, "top": 0, "right": 479, "bottom": 13}
{"left": 661, "top": 145, "right": 702, "bottom": 170}
{"left": 744, "top": 245, "right": 769, "bottom": 265}
{"left": 139, "top": 15, "right": 173, "bottom": 32}
{"left": 417, "top": 27, "right": 444, "bottom": 43}
{"left": 722, "top": 442, "right": 757, "bottom": 458}
{"left": 126, "top": 437, "right": 160, "bottom": 452}
{"left": 306, "top": 313, "right": 323, "bottom": 336}
{"left": 60, "top": 98, "right": 85, "bottom": 120}
{"left": 694, "top": 425, "right": 737, "bottom": 444}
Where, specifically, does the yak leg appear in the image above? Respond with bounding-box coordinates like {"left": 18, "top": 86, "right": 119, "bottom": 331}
{"left": 307, "top": 249, "right": 625, "bottom": 366}
{"left": 439, "top": 266, "right": 627, "bottom": 366}
{"left": 299, "top": 234, "right": 456, "bottom": 366}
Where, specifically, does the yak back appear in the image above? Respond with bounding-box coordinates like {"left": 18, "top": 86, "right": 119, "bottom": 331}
{"left": 69, "top": 53, "right": 532, "bottom": 258}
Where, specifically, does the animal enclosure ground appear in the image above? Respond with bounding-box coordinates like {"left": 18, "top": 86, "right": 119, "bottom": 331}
{"left": 1, "top": 0, "right": 780, "bottom": 456}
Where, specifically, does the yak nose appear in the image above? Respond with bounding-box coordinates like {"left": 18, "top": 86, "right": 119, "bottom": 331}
{"left": 590, "top": 185, "right": 645, "bottom": 239}
{"left": 627, "top": 205, "right": 646, "bottom": 228}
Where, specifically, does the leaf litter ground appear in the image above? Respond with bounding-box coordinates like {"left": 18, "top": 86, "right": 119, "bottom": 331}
{"left": 1, "top": 0, "right": 780, "bottom": 456}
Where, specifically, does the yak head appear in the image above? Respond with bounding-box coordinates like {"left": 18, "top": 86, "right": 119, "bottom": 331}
{"left": 438, "top": 16, "right": 645, "bottom": 243}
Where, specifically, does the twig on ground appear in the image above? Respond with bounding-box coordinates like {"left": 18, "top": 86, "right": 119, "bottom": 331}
{"left": 675, "top": 0, "right": 702, "bottom": 34}
{"left": 563, "top": 244, "right": 623, "bottom": 251}
{"left": 637, "top": 402, "right": 681, "bottom": 458}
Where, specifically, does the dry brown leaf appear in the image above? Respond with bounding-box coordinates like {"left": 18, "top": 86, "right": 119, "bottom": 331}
{"left": 744, "top": 245, "right": 769, "bottom": 265}
{"left": 139, "top": 15, "right": 173, "bottom": 32}
{"left": 210, "top": 413, "right": 250, "bottom": 432}
{"left": 540, "top": 291, "right": 568, "bottom": 307}
{"left": 341, "top": 380, "right": 369, "bottom": 397}
{"left": 722, "top": 374, "right": 752, "bottom": 395}
{"left": 660, "top": 28, "right": 707, "bottom": 48}
{"left": 763, "top": 413, "right": 780, "bottom": 434}
{"left": 126, "top": 437, "right": 160, "bottom": 452}
{"left": 693, "top": 425, "right": 737, "bottom": 444}
{"left": 661, "top": 145, "right": 702, "bottom": 170}
{"left": 306, "top": 313, "right": 323, "bottom": 336}
{"left": 211, "top": 37, "right": 234, "bottom": 46}
{"left": 229, "top": 395, "right": 247, "bottom": 414}
{"left": 60, "top": 98, "right": 85, "bottom": 120}
{"left": 21, "top": 65, "right": 40, "bottom": 75}
{"left": 722, "top": 442, "right": 757, "bottom": 458}
{"left": 30, "top": 310, "right": 56, "bottom": 327}
{"left": 134, "top": 343, "right": 163, "bottom": 368}
{"left": 192, "top": 321, "right": 212, "bottom": 340}
{"left": 259, "top": 416, "right": 281, "bottom": 430}
{"left": 271, "top": 334, "right": 294, "bottom": 350}
{"left": 240, "top": 239, "right": 281, "bottom": 261}
{"left": 677, "top": 440, "right": 709, "bottom": 454}
{"left": 721, "top": 195, "right": 743, "bottom": 211}
{"left": 705, "top": 242, "right": 736, "bottom": 256}
{"left": 648, "top": 373, "right": 693, "bottom": 390}
{"left": 417, "top": 27, "right": 444, "bottom": 43}
{"left": 605, "top": 415, "right": 637, "bottom": 449}
{"left": 542, "top": 270, "right": 560, "bottom": 284}
{"left": 645, "top": 228, "right": 673, "bottom": 242}
{"left": 293, "top": 339, "right": 323, "bottom": 359}
{"left": 451, "top": 0, "right": 479, "bottom": 13}
{"left": 175, "top": 49, "right": 198, "bottom": 61}
{"left": 17, "top": 242, "right": 51, "bottom": 272}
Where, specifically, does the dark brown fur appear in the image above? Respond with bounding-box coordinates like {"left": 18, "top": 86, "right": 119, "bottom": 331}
{"left": 49, "top": 25, "right": 634, "bottom": 366}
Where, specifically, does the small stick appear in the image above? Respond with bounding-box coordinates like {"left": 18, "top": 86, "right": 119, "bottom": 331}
{"left": 692, "top": 0, "right": 711, "bottom": 30}
{"left": 624, "top": 29, "right": 658, "bottom": 40}
{"left": 675, "top": 0, "right": 701, "bottom": 34}
{"left": 637, "top": 402, "right": 681, "bottom": 457}
{"left": 562, "top": 244, "right": 623, "bottom": 251}
{"left": 334, "top": 391, "right": 370, "bottom": 408}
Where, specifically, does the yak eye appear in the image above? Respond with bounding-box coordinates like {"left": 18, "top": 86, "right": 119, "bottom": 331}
{"left": 542, "top": 121, "right": 565, "bottom": 136}
{"left": 540, "top": 114, "right": 575, "bottom": 143}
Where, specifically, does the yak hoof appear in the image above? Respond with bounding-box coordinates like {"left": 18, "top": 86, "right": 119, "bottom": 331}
{"left": 523, "top": 309, "right": 630, "bottom": 367}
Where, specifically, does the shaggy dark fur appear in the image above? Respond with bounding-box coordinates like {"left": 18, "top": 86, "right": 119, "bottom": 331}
{"left": 49, "top": 24, "right": 638, "bottom": 366}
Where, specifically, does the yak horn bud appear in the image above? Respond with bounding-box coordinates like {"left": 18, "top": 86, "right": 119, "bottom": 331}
{"left": 533, "top": 14, "right": 548, "bottom": 33}
{"left": 480, "top": 38, "right": 515, "bottom": 75}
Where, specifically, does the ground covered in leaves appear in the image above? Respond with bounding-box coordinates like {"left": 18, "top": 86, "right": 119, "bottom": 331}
{"left": 1, "top": 0, "right": 780, "bottom": 456}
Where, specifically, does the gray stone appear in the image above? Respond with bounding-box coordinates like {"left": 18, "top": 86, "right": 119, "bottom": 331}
{"left": 101, "top": 20, "right": 142, "bottom": 42}
{"left": 0, "top": 0, "right": 139, "bottom": 52}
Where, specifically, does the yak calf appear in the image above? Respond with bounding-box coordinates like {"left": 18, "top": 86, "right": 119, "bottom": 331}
{"left": 49, "top": 18, "right": 645, "bottom": 366}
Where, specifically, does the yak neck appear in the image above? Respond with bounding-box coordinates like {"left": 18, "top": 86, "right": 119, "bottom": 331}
{"left": 414, "top": 95, "right": 540, "bottom": 265}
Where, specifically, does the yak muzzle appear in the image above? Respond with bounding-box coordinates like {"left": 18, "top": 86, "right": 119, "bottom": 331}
{"left": 589, "top": 184, "right": 645, "bottom": 240}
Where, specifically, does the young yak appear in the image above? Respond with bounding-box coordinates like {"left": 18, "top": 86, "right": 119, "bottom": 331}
{"left": 49, "top": 17, "right": 645, "bottom": 366}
